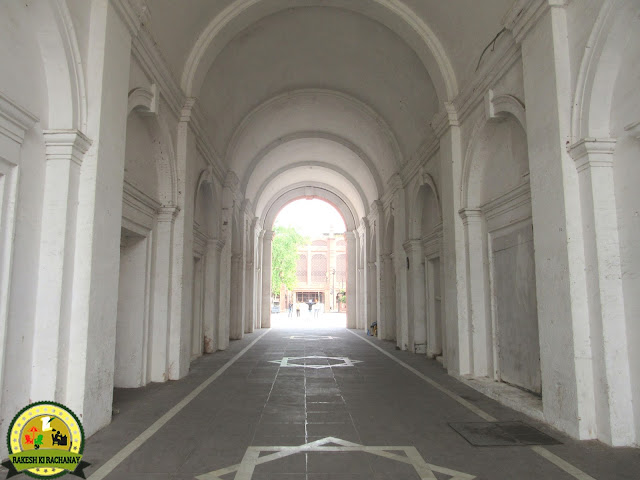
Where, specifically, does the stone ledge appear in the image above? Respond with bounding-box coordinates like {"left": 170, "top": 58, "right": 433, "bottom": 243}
{"left": 450, "top": 372, "right": 544, "bottom": 422}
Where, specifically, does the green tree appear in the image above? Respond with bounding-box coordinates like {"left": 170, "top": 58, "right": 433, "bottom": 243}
{"left": 271, "top": 226, "right": 308, "bottom": 295}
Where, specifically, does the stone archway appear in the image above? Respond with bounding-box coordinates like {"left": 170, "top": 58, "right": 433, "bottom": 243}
{"left": 259, "top": 186, "right": 359, "bottom": 329}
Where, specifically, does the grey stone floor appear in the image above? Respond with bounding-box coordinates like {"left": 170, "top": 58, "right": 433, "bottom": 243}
{"left": 79, "top": 326, "right": 640, "bottom": 479}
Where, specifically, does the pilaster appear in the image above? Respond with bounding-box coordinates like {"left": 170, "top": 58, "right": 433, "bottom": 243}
{"left": 432, "top": 102, "right": 470, "bottom": 373}
{"left": 569, "top": 138, "right": 635, "bottom": 445}
{"left": 261, "top": 230, "right": 274, "bottom": 328}
{"left": 345, "top": 231, "right": 357, "bottom": 329}
{"left": 459, "top": 208, "right": 491, "bottom": 377}
{"left": 518, "top": 0, "right": 596, "bottom": 441}
{"left": 31, "top": 130, "right": 91, "bottom": 402}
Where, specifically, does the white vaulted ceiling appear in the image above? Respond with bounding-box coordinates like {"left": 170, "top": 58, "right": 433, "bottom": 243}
{"left": 144, "top": 0, "right": 517, "bottom": 222}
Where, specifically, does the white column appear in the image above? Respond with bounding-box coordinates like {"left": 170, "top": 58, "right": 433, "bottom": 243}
{"left": 459, "top": 208, "right": 491, "bottom": 377}
{"left": 203, "top": 238, "right": 220, "bottom": 353}
{"left": 381, "top": 254, "right": 395, "bottom": 341}
{"left": 569, "top": 138, "right": 634, "bottom": 445}
{"left": 357, "top": 229, "right": 367, "bottom": 330}
{"left": 345, "top": 231, "right": 357, "bottom": 329}
{"left": 517, "top": 2, "right": 596, "bottom": 440}
{"left": 261, "top": 230, "right": 274, "bottom": 328}
{"left": 149, "top": 206, "right": 179, "bottom": 381}
{"left": 254, "top": 230, "right": 263, "bottom": 330}
{"left": 434, "top": 103, "right": 470, "bottom": 373}
{"left": 31, "top": 131, "right": 90, "bottom": 402}
{"left": 244, "top": 256, "right": 254, "bottom": 334}
{"left": 230, "top": 253, "right": 244, "bottom": 339}
{"left": 404, "top": 239, "right": 426, "bottom": 353}
{"left": 64, "top": 0, "right": 132, "bottom": 436}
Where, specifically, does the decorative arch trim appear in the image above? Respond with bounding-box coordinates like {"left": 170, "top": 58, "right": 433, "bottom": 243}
{"left": 239, "top": 131, "right": 384, "bottom": 196}
{"left": 227, "top": 89, "right": 403, "bottom": 170}
{"left": 180, "top": 0, "right": 457, "bottom": 102}
{"left": 261, "top": 184, "right": 358, "bottom": 232}
{"left": 571, "top": 0, "right": 638, "bottom": 140}
{"left": 31, "top": 0, "right": 87, "bottom": 131}
{"left": 252, "top": 160, "right": 371, "bottom": 217}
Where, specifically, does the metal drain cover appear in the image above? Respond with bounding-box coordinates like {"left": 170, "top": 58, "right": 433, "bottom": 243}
{"left": 449, "top": 421, "right": 561, "bottom": 446}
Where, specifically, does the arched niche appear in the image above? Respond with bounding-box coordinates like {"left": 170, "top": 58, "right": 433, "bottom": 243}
{"left": 194, "top": 168, "right": 220, "bottom": 239}
{"left": 126, "top": 88, "right": 177, "bottom": 207}
{"left": 461, "top": 110, "right": 539, "bottom": 394}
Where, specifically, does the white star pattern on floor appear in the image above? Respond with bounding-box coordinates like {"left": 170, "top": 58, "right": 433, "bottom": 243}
{"left": 195, "top": 437, "right": 476, "bottom": 480}
{"left": 268, "top": 355, "right": 363, "bottom": 369}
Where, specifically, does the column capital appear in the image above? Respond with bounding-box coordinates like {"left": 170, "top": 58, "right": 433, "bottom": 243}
{"left": 263, "top": 229, "right": 275, "bottom": 241}
{"left": 431, "top": 102, "right": 460, "bottom": 139}
{"left": 208, "top": 238, "right": 225, "bottom": 252}
{"left": 43, "top": 130, "right": 92, "bottom": 167}
{"left": 568, "top": 138, "right": 616, "bottom": 173}
{"left": 458, "top": 208, "right": 484, "bottom": 225}
{"left": 403, "top": 238, "right": 423, "bottom": 254}
{"left": 157, "top": 205, "right": 180, "bottom": 223}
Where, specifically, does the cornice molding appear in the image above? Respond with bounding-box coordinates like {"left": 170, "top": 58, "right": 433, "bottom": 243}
{"left": 0, "top": 91, "right": 39, "bottom": 145}
{"left": 503, "top": 0, "right": 568, "bottom": 44}
{"left": 624, "top": 121, "right": 640, "bottom": 139}
{"left": 400, "top": 136, "right": 439, "bottom": 187}
{"left": 181, "top": 97, "right": 226, "bottom": 184}
{"left": 481, "top": 181, "right": 531, "bottom": 220}
{"left": 123, "top": 179, "right": 162, "bottom": 219}
{"left": 112, "top": 0, "right": 150, "bottom": 38}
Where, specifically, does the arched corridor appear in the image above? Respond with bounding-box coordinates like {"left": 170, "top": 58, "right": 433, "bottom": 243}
{"left": 1, "top": 0, "right": 640, "bottom": 477}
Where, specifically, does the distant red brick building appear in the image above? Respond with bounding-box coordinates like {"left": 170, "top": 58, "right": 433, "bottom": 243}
{"left": 279, "top": 232, "right": 347, "bottom": 312}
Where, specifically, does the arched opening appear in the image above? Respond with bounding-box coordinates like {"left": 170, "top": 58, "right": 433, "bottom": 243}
{"left": 269, "top": 198, "right": 348, "bottom": 328}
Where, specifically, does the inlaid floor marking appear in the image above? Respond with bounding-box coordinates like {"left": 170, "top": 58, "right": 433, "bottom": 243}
{"left": 195, "top": 436, "right": 476, "bottom": 480}
{"left": 86, "top": 330, "right": 270, "bottom": 480}
{"left": 348, "top": 329, "right": 598, "bottom": 480}
{"left": 285, "top": 334, "right": 338, "bottom": 340}
{"left": 268, "top": 355, "right": 362, "bottom": 369}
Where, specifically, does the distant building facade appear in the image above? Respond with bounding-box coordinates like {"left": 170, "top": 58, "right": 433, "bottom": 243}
{"left": 278, "top": 233, "right": 347, "bottom": 312}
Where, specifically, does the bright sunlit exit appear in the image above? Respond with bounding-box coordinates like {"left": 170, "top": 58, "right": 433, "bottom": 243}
{"left": 271, "top": 198, "right": 347, "bottom": 328}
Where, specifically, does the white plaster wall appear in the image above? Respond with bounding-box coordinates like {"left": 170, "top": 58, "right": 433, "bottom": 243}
{"left": 0, "top": 2, "right": 48, "bottom": 119}
{"left": 0, "top": 1, "right": 48, "bottom": 458}
{"left": 475, "top": 119, "right": 529, "bottom": 205}
{"left": 124, "top": 113, "right": 160, "bottom": 201}
{"left": 2, "top": 127, "right": 46, "bottom": 458}
{"left": 492, "top": 222, "right": 540, "bottom": 393}
{"left": 610, "top": 27, "right": 640, "bottom": 442}
{"left": 115, "top": 231, "right": 149, "bottom": 388}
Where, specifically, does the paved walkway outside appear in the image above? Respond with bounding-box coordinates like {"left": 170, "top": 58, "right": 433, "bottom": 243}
{"left": 77, "top": 321, "right": 639, "bottom": 479}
